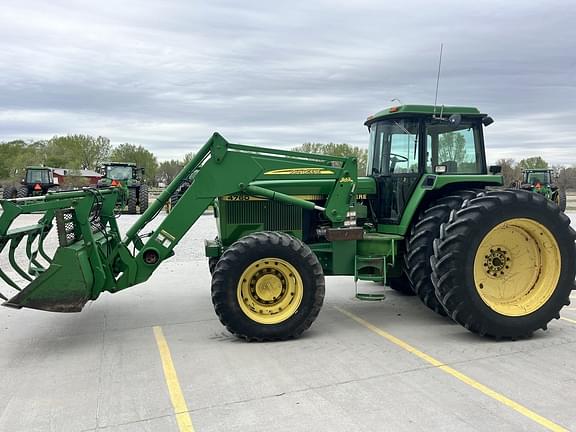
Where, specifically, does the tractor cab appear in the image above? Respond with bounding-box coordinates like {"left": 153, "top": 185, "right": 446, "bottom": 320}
{"left": 21, "top": 166, "right": 57, "bottom": 196}
{"left": 99, "top": 162, "right": 139, "bottom": 185}
{"left": 364, "top": 105, "right": 496, "bottom": 224}
{"left": 25, "top": 167, "right": 55, "bottom": 187}
{"left": 523, "top": 169, "right": 553, "bottom": 187}
{"left": 97, "top": 162, "right": 149, "bottom": 214}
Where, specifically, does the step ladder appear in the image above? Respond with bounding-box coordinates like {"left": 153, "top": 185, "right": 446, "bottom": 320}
{"left": 354, "top": 255, "right": 387, "bottom": 301}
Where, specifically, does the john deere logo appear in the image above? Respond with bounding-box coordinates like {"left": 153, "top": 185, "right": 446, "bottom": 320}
{"left": 264, "top": 168, "right": 334, "bottom": 175}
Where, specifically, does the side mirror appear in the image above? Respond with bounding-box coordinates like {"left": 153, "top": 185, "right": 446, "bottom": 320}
{"left": 489, "top": 165, "right": 502, "bottom": 174}
{"left": 482, "top": 116, "right": 494, "bottom": 126}
{"left": 448, "top": 114, "right": 462, "bottom": 128}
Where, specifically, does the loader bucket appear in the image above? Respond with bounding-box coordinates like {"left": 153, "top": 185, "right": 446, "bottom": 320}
{"left": 3, "top": 246, "right": 94, "bottom": 312}
{"left": 0, "top": 188, "right": 121, "bottom": 312}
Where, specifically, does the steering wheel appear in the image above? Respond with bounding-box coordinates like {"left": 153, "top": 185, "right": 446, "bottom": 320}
{"left": 390, "top": 153, "right": 409, "bottom": 173}
{"left": 390, "top": 153, "right": 409, "bottom": 163}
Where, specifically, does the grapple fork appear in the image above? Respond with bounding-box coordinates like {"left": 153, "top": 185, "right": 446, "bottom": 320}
{"left": 0, "top": 189, "right": 121, "bottom": 312}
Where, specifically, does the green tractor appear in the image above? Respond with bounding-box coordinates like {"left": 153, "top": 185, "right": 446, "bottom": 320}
{"left": 0, "top": 105, "right": 574, "bottom": 342}
{"left": 97, "top": 162, "right": 149, "bottom": 214}
{"left": 517, "top": 168, "right": 567, "bottom": 211}
{"left": 2, "top": 166, "right": 58, "bottom": 199}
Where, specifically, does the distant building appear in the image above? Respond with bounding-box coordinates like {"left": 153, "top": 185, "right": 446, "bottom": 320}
{"left": 53, "top": 168, "right": 102, "bottom": 187}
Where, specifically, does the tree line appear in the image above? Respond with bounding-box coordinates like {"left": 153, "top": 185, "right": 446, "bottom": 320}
{"left": 0, "top": 135, "right": 365, "bottom": 185}
{"left": 8, "top": 135, "right": 573, "bottom": 189}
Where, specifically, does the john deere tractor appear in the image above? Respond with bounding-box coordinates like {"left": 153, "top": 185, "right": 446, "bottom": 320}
{"left": 2, "top": 166, "right": 58, "bottom": 199}
{"left": 517, "top": 168, "right": 567, "bottom": 212}
{"left": 97, "top": 162, "right": 149, "bottom": 214}
{"left": 0, "top": 105, "right": 574, "bottom": 342}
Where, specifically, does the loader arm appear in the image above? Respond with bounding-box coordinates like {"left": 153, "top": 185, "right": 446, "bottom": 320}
{"left": 0, "top": 133, "right": 358, "bottom": 312}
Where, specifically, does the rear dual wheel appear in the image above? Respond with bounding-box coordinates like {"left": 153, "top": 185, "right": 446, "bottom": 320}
{"left": 432, "top": 190, "right": 575, "bottom": 339}
{"left": 17, "top": 186, "right": 28, "bottom": 198}
{"left": 127, "top": 188, "right": 138, "bottom": 214}
{"left": 2, "top": 186, "right": 17, "bottom": 199}
{"left": 211, "top": 231, "right": 325, "bottom": 341}
{"left": 554, "top": 189, "right": 567, "bottom": 212}
{"left": 405, "top": 190, "right": 479, "bottom": 315}
{"left": 139, "top": 184, "right": 149, "bottom": 214}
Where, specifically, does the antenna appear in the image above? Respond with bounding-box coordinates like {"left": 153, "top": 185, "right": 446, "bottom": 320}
{"left": 433, "top": 43, "right": 444, "bottom": 118}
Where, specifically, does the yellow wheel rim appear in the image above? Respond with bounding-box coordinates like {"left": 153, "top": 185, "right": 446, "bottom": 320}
{"left": 474, "top": 218, "right": 561, "bottom": 316}
{"left": 237, "top": 258, "right": 303, "bottom": 324}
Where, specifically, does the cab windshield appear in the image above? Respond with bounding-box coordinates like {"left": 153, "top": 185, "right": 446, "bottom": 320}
{"left": 107, "top": 166, "right": 133, "bottom": 180}
{"left": 368, "top": 117, "right": 485, "bottom": 175}
{"left": 26, "top": 169, "right": 52, "bottom": 184}
{"left": 526, "top": 171, "right": 551, "bottom": 185}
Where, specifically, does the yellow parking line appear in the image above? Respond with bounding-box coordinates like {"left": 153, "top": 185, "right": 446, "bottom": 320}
{"left": 335, "top": 307, "right": 567, "bottom": 432}
{"left": 153, "top": 326, "right": 195, "bottom": 432}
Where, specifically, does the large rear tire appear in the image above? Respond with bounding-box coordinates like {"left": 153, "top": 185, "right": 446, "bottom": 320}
{"left": 127, "top": 188, "right": 138, "bottom": 214}
{"left": 17, "top": 186, "right": 28, "bottom": 198}
{"left": 387, "top": 273, "right": 415, "bottom": 295}
{"left": 2, "top": 186, "right": 17, "bottom": 199}
{"left": 432, "top": 190, "right": 575, "bottom": 339}
{"left": 208, "top": 257, "right": 218, "bottom": 275}
{"left": 139, "top": 184, "right": 149, "bottom": 214}
{"left": 555, "top": 189, "right": 567, "bottom": 212}
{"left": 211, "top": 231, "right": 325, "bottom": 341}
{"left": 405, "top": 190, "right": 479, "bottom": 316}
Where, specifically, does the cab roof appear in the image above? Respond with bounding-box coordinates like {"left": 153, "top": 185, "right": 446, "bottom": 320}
{"left": 26, "top": 166, "right": 53, "bottom": 170}
{"left": 365, "top": 104, "right": 485, "bottom": 126}
{"left": 102, "top": 162, "right": 136, "bottom": 167}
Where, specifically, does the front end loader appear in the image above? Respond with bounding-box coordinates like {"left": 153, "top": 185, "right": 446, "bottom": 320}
{"left": 0, "top": 105, "right": 574, "bottom": 342}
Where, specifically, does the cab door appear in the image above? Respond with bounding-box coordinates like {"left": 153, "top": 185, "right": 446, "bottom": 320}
{"left": 368, "top": 119, "right": 423, "bottom": 224}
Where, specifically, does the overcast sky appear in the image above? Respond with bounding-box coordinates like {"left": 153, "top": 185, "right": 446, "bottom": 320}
{"left": 1, "top": 0, "right": 575, "bottom": 164}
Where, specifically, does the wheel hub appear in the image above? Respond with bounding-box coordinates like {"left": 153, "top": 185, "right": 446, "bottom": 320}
{"left": 237, "top": 258, "right": 303, "bottom": 324}
{"left": 483, "top": 248, "right": 510, "bottom": 277}
{"left": 473, "top": 218, "right": 561, "bottom": 316}
{"left": 252, "top": 271, "right": 286, "bottom": 303}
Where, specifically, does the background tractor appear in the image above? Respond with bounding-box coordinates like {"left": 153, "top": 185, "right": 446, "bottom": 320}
{"left": 2, "top": 166, "right": 58, "bottom": 199}
{"left": 516, "top": 168, "right": 567, "bottom": 211}
{"left": 97, "top": 162, "right": 149, "bottom": 214}
{"left": 0, "top": 105, "right": 574, "bottom": 343}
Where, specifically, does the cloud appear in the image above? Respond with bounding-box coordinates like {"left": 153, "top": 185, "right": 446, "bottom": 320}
{"left": 0, "top": 0, "right": 575, "bottom": 163}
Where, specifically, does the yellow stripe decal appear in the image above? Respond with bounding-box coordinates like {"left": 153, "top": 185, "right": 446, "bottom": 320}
{"left": 264, "top": 168, "right": 334, "bottom": 175}
{"left": 560, "top": 316, "right": 576, "bottom": 324}
{"left": 335, "top": 307, "right": 567, "bottom": 432}
{"left": 153, "top": 326, "right": 195, "bottom": 432}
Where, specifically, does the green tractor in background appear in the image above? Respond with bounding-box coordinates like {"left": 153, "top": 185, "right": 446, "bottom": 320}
{"left": 517, "top": 168, "right": 567, "bottom": 211}
{"left": 2, "top": 166, "right": 58, "bottom": 199}
{"left": 97, "top": 162, "right": 149, "bottom": 214}
{"left": 1, "top": 105, "right": 574, "bottom": 343}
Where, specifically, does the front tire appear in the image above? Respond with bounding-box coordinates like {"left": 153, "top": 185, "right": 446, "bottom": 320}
{"left": 211, "top": 231, "right": 325, "bottom": 341}
{"left": 432, "top": 190, "right": 575, "bottom": 339}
